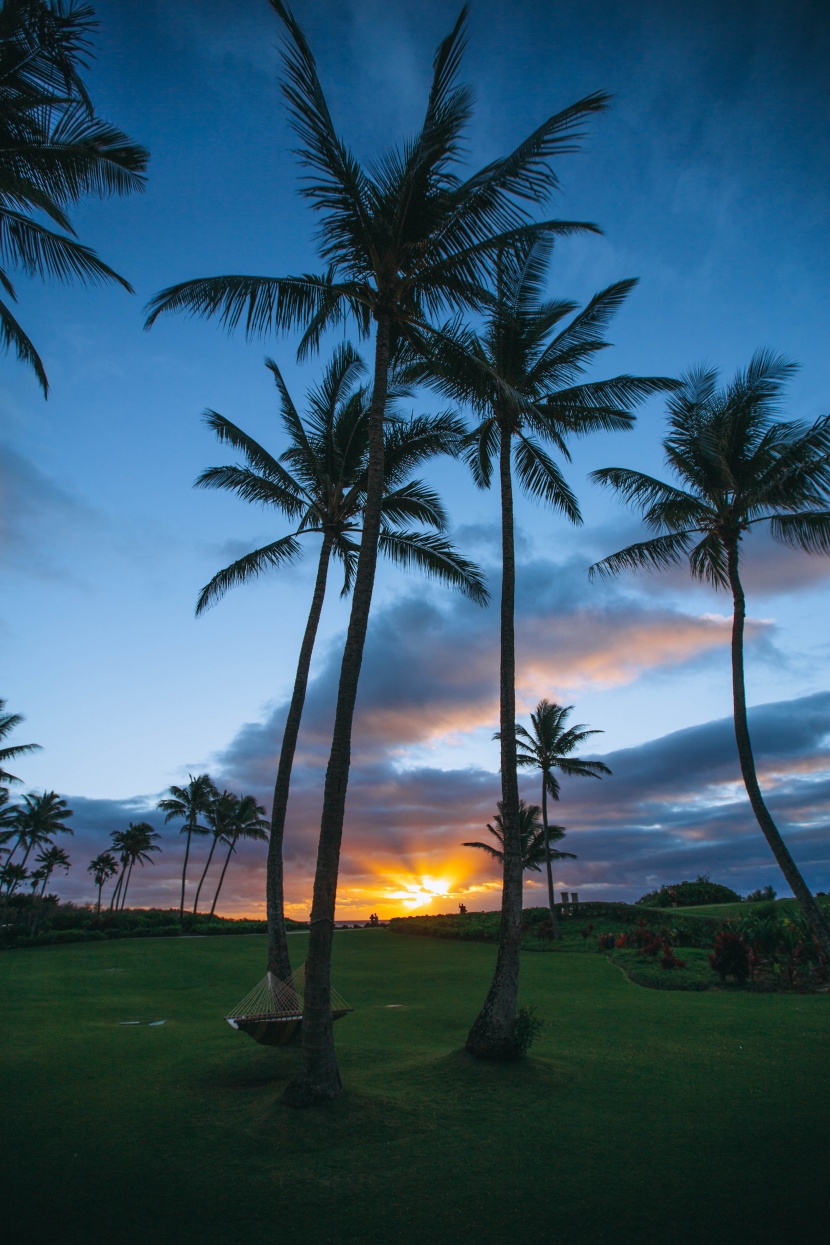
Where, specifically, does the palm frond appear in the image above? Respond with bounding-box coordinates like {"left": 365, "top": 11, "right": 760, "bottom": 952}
{"left": 195, "top": 535, "right": 303, "bottom": 614}
{"left": 0, "top": 210, "right": 132, "bottom": 287}
{"left": 589, "top": 531, "right": 696, "bottom": 580}
{"left": 513, "top": 432, "right": 581, "bottom": 521}
{"left": 0, "top": 291, "right": 47, "bottom": 392}
{"left": 378, "top": 529, "right": 489, "bottom": 604}
{"left": 769, "top": 511, "right": 830, "bottom": 555}
{"left": 144, "top": 273, "right": 336, "bottom": 337}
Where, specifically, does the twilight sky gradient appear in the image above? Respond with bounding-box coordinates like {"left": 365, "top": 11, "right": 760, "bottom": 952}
{"left": 2, "top": 0, "right": 829, "bottom": 917}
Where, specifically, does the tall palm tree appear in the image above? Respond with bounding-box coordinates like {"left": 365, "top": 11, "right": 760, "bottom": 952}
{"left": 0, "top": 0, "right": 148, "bottom": 394}
{"left": 197, "top": 344, "right": 487, "bottom": 980}
{"left": 191, "top": 791, "right": 236, "bottom": 916}
{"left": 590, "top": 351, "right": 830, "bottom": 957}
{"left": 157, "top": 773, "right": 217, "bottom": 922}
{"left": 29, "top": 842, "right": 70, "bottom": 932}
{"left": 509, "top": 699, "right": 610, "bottom": 937}
{"left": 109, "top": 822, "right": 159, "bottom": 912}
{"left": 409, "top": 236, "right": 672, "bottom": 1058}
{"left": 146, "top": 1, "right": 610, "bottom": 1105}
{"left": 87, "top": 850, "right": 118, "bottom": 915}
{"left": 5, "top": 789, "right": 72, "bottom": 880}
{"left": 463, "top": 798, "right": 575, "bottom": 882}
{"left": 208, "top": 795, "right": 269, "bottom": 920}
{"left": 0, "top": 698, "right": 41, "bottom": 785}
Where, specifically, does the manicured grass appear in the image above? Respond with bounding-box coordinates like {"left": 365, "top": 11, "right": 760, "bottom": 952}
{"left": 2, "top": 931, "right": 827, "bottom": 1243}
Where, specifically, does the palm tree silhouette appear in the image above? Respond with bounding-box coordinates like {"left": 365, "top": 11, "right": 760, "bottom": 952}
{"left": 590, "top": 350, "right": 830, "bottom": 956}
{"left": 109, "top": 822, "right": 159, "bottom": 912}
{"left": 508, "top": 700, "right": 609, "bottom": 937}
{"left": 196, "top": 344, "right": 486, "bottom": 979}
{"left": 0, "top": 699, "right": 41, "bottom": 786}
{"left": 87, "top": 851, "right": 118, "bottom": 916}
{"left": 157, "top": 774, "right": 218, "bottom": 922}
{"left": 463, "top": 799, "right": 575, "bottom": 888}
{"left": 146, "top": 0, "right": 610, "bottom": 1103}
{"left": 29, "top": 844, "right": 70, "bottom": 933}
{"left": 408, "top": 235, "right": 671, "bottom": 1057}
{"left": 5, "top": 790, "right": 73, "bottom": 882}
{"left": 0, "top": 0, "right": 148, "bottom": 393}
{"left": 208, "top": 795, "right": 270, "bottom": 920}
{"left": 192, "top": 792, "right": 236, "bottom": 916}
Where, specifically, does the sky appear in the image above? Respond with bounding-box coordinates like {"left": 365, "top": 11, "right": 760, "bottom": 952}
{"left": 2, "top": 0, "right": 830, "bottom": 919}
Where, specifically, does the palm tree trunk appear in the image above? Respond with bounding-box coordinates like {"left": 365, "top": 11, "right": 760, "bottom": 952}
{"left": 120, "top": 860, "right": 134, "bottom": 910}
{"left": 179, "top": 827, "right": 193, "bottom": 922}
{"left": 209, "top": 838, "right": 236, "bottom": 919}
{"left": 282, "top": 315, "right": 391, "bottom": 1107}
{"left": 109, "top": 863, "right": 126, "bottom": 912}
{"left": 466, "top": 422, "right": 523, "bottom": 1060}
{"left": 541, "top": 775, "right": 561, "bottom": 938}
{"left": 267, "top": 531, "right": 334, "bottom": 980}
{"left": 96, "top": 882, "right": 102, "bottom": 916}
{"left": 193, "top": 836, "right": 219, "bottom": 915}
{"left": 727, "top": 545, "right": 830, "bottom": 958}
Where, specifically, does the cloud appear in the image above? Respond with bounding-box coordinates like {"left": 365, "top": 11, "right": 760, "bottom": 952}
{"left": 0, "top": 443, "right": 95, "bottom": 577}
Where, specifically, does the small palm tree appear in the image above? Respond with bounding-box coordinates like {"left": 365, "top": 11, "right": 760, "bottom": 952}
{"left": 590, "top": 351, "right": 830, "bottom": 956}
{"left": 0, "top": 698, "right": 41, "bottom": 786}
{"left": 463, "top": 799, "right": 575, "bottom": 885}
{"left": 6, "top": 790, "right": 73, "bottom": 881}
{"left": 191, "top": 791, "right": 236, "bottom": 916}
{"left": 87, "top": 850, "right": 118, "bottom": 915}
{"left": 409, "top": 235, "right": 672, "bottom": 1058}
{"left": 197, "top": 345, "right": 486, "bottom": 979}
{"left": 208, "top": 795, "right": 269, "bottom": 920}
{"left": 109, "top": 822, "right": 160, "bottom": 912}
{"left": 0, "top": 0, "right": 148, "bottom": 393}
{"left": 29, "top": 843, "right": 70, "bottom": 933}
{"left": 146, "top": 1, "right": 610, "bottom": 1105}
{"left": 509, "top": 700, "right": 610, "bottom": 937}
{"left": 157, "top": 774, "right": 218, "bottom": 922}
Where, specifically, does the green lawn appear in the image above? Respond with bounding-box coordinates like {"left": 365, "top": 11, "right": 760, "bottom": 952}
{"left": 2, "top": 931, "right": 827, "bottom": 1244}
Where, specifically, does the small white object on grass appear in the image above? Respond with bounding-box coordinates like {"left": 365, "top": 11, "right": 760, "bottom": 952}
{"left": 148, "top": 1020, "right": 167, "bottom": 1026}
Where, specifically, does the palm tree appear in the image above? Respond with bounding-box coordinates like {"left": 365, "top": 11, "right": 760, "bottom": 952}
{"left": 191, "top": 791, "right": 236, "bottom": 916}
{"left": 0, "top": 698, "right": 41, "bottom": 785}
{"left": 463, "top": 799, "right": 575, "bottom": 884}
{"left": 589, "top": 350, "right": 830, "bottom": 957}
{"left": 29, "top": 843, "right": 70, "bottom": 933}
{"left": 0, "top": 0, "right": 148, "bottom": 394}
{"left": 87, "top": 850, "right": 118, "bottom": 915}
{"left": 408, "top": 236, "right": 672, "bottom": 1058}
{"left": 146, "top": 0, "right": 610, "bottom": 1104}
{"left": 197, "top": 345, "right": 487, "bottom": 980}
{"left": 5, "top": 790, "right": 72, "bottom": 879}
{"left": 509, "top": 699, "right": 610, "bottom": 937}
{"left": 208, "top": 795, "right": 269, "bottom": 920}
{"left": 109, "top": 822, "right": 159, "bottom": 912}
{"left": 157, "top": 774, "right": 217, "bottom": 922}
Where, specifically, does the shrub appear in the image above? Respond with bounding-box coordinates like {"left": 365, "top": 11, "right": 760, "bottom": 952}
{"left": 512, "top": 1007, "right": 544, "bottom": 1056}
{"left": 709, "top": 930, "right": 750, "bottom": 981}
{"left": 745, "top": 885, "right": 776, "bottom": 903}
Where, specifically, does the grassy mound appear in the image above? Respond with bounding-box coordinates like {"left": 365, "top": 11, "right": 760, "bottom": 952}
{"left": 1, "top": 932, "right": 828, "bottom": 1242}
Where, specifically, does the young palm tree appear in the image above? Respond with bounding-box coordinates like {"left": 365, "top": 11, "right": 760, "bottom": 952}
{"left": 197, "top": 345, "right": 486, "bottom": 980}
{"left": 191, "top": 791, "right": 236, "bottom": 916}
{"left": 146, "top": 1, "right": 610, "bottom": 1104}
{"left": 509, "top": 699, "right": 610, "bottom": 937}
{"left": 208, "top": 795, "right": 270, "bottom": 920}
{"left": 87, "top": 850, "right": 118, "bottom": 915}
{"left": 463, "top": 798, "right": 575, "bottom": 881}
{"left": 5, "top": 790, "right": 73, "bottom": 880}
{"left": 109, "top": 822, "right": 159, "bottom": 912}
{"left": 157, "top": 773, "right": 218, "bottom": 922}
{"left": 29, "top": 843, "right": 70, "bottom": 933}
{"left": 590, "top": 351, "right": 830, "bottom": 956}
{"left": 0, "top": 0, "right": 149, "bottom": 394}
{"left": 409, "top": 236, "right": 672, "bottom": 1058}
{"left": 0, "top": 698, "right": 41, "bottom": 785}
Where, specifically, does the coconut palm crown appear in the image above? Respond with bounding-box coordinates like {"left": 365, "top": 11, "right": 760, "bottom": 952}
{"left": 463, "top": 799, "right": 575, "bottom": 874}
{"left": 0, "top": 698, "right": 41, "bottom": 785}
{"left": 589, "top": 350, "right": 830, "bottom": 956}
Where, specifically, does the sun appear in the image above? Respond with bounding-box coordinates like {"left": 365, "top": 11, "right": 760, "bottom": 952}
{"left": 386, "top": 875, "right": 454, "bottom": 909}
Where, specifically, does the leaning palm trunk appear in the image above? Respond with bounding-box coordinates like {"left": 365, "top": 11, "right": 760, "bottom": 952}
{"left": 728, "top": 548, "right": 830, "bottom": 958}
{"left": 267, "top": 531, "right": 335, "bottom": 980}
{"left": 179, "top": 827, "right": 195, "bottom": 922}
{"left": 109, "top": 864, "right": 126, "bottom": 912}
{"left": 210, "top": 837, "right": 237, "bottom": 919}
{"left": 540, "top": 776, "right": 561, "bottom": 938}
{"left": 192, "top": 836, "right": 220, "bottom": 915}
{"left": 283, "top": 317, "right": 391, "bottom": 1106}
{"left": 466, "top": 424, "right": 524, "bottom": 1060}
{"left": 119, "top": 860, "right": 134, "bottom": 910}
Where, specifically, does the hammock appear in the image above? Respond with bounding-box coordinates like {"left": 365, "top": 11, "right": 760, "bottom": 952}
{"left": 225, "top": 962, "right": 353, "bottom": 1047}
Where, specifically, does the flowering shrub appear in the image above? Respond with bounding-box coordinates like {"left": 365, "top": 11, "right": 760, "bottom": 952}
{"left": 709, "top": 930, "right": 750, "bottom": 981}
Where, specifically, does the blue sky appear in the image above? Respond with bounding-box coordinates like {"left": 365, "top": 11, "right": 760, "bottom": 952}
{"left": 2, "top": 0, "right": 829, "bottom": 916}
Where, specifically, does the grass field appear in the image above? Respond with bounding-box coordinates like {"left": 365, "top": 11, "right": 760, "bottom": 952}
{"left": 2, "top": 930, "right": 828, "bottom": 1244}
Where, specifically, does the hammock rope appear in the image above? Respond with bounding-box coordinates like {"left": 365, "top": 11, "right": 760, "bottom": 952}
{"left": 225, "top": 962, "right": 353, "bottom": 1047}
